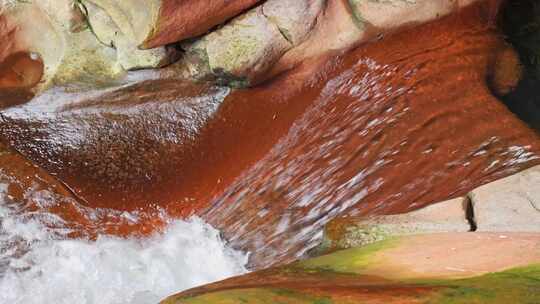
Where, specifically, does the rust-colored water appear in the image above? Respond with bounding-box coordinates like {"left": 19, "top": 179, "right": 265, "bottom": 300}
{"left": 0, "top": 2, "right": 539, "bottom": 266}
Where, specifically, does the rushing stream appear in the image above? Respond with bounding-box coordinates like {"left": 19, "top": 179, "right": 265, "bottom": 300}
{"left": 0, "top": 2, "right": 539, "bottom": 303}
{"left": 0, "top": 182, "right": 247, "bottom": 304}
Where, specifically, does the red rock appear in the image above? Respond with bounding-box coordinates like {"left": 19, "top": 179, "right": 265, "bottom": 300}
{"left": 0, "top": 2, "right": 538, "bottom": 268}
{"left": 144, "top": 0, "right": 263, "bottom": 49}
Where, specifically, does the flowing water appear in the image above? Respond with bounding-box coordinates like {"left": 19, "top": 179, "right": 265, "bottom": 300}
{"left": 0, "top": 181, "right": 247, "bottom": 304}
{"left": 0, "top": 2, "right": 539, "bottom": 303}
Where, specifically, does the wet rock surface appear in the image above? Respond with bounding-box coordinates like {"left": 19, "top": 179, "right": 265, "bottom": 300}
{"left": 201, "top": 3, "right": 540, "bottom": 268}
{"left": 0, "top": 3, "right": 539, "bottom": 269}
{"left": 1, "top": 1, "right": 540, "bottom": 303}
{"left": 162, "top": 233, "right": 540, "bottom": 304}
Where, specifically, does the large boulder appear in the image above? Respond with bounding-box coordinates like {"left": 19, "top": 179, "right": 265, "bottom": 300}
{"left": 0, "top": 0, "right": 176, "bottom": 94}
{"left": 181, "top": 0, "right": 324, "bottom": 86}
{"left": 81, "top": 0, "right": 262, "bottom": 49}
{"left": 180, "top": 0, "right": 491, "bottom": 86}
{"left": 470, "top": 165, "right": 540, "bottom": 232}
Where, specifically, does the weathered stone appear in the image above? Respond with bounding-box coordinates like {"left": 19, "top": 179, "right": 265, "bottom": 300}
{"left": 0, "top": 0, "right": 124, "bottom": 90}
{"left": 82, "top": 1, "right": 177, "bottom": 71}
{"left": 183, "top": 6, "right": 292, "bottom": 86}
{"left": 262, "top": 0, "right": 324, "bottom": 45}
{"left": 470, "top": 165, "right": 540, "bottom": 232}
{"left": 82, "top": 0, "right": 263, "bottom": 49}
{"left": 144, "top": 0, "right": 263, "bottom": 49}
{"left": 181, "top": 0, "right": 493, "bottom": 86}
{"left": 0, "top": 0, "right": 181, "bottom": 93}
{"left": 322, "top": 197, "right": 471, "bottom": 250}
{"left": 162, "top": 233, "right": 540, "bottom": 304}
{"left": 348, "top": 0, "right": 456, "bottom": 31}
{"left": 269, "top": 0, "right": 367, "bottom": 77}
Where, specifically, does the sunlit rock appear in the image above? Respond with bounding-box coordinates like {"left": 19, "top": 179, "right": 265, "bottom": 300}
{"left": 321, "top": 197, "right": 471, "bottom": 251}
{"left": 470, "top": 165, "right": 540, "bottom": 232}
{"left": 0, "top": 0, "right": 176, "bottom": 94}
{"left": 182, "top": 0, "right": 323, "bottom": 86}
{"left": 181, "top": 0, "right": 492, "bottom": 86}
{"left": 80, "top": 0, "right": 262, "bottom": 49}
{"left": 162, "top": 233, "right": 540, "bottom": 303}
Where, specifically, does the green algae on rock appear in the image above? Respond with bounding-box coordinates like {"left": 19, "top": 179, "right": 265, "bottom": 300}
{"left": 161, "top": 234, "right": 540, "bottom": 303}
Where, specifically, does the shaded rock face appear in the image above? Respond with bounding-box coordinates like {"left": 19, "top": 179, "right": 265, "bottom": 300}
{"left": 499, "top": 0, "right": 540, "bottom": 132}
{"left": 0, "top": 2, "right": 539, "bottom": 269}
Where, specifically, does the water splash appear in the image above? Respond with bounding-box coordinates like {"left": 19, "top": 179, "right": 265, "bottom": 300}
{"left": 0, "top": 183, "right": 248, "bottom": 304}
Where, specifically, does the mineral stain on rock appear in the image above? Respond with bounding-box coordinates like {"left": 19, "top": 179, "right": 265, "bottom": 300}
{"left": 0, "top": 2, "right": 539, "bottom": 267}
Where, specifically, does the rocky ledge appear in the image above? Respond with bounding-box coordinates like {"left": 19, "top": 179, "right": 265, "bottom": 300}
{"left": 0, "top": 0, "right": 493, "bottom": 96}
{"left": 163, "top": 166, "right": 540, "bottom": 303}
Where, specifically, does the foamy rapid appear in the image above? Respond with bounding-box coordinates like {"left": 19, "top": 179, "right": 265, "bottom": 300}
{"left": 0, "top": 183, "right": 248, "bottom": 304}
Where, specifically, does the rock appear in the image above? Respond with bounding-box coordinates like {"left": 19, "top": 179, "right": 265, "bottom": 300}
{"left": 3, "top": 3, "right": 538, "bottom": 266}
{"left": 322, "top": 197, "right": 472, "bottom": 251}
{"left": 183, "top": 6, "right": 291, "bottom": 87}
{"left": 0, "top": 51, "right": 44, "bottom": 108}
{"left": 182, "top": 0, "right": 323, "bottom": 86}
{"left": 161, "top": 233, "right": 540, "bottom": 303}
{"left": 181, "top": 0, "right": 495, "bottom": 86}
{"left": 82, "top": 1, "right": 178, "bottom": 71}
{"left": 489, "top": 45, "right": 523, "bottom": 97}
{"left": 0, "top": 140, "right": 90, "bottom": 229}
{"left": 0, "top": 0, "right": 179, "bottom": 94}
{"left": 470, "top": 165, "right": 540, "bottom": 232}
{"left": 199, "top": 3, "right": 540, "bottom": 268}
{"left": 82, "top": 0, "right": 263, "bottom": 49}
{"left": 273, "top": 0, "right": 494, "bottom": 79}
{"left": 269, "top": 0, "right": 367, "bottom": 77}
{"left": 0, "top": 1, "right": 67, "bottom": 91}
{"left": 144, "top": 0, "right": 263, "bottom": 49}
{"left": 261, "top": 0, "right": 324, "bottom": 45}
{"left": 348, "top": 0, "right": 456, "bottom": 31}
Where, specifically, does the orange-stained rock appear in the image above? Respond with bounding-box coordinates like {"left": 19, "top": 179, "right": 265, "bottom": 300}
{"left": 1, "top": 2, "right": 539, "bottom": 268}
{"left": 200, "top": 3, "right": 540, "bottom": 268}
{"left": 0, "top": 0, "right": 175, "bottom": 95}
{"left": 143, "top": 0, "right": 262, "bottom": 49}
{"left": 0, "top": 138, "right": 167, "bottom": 242}
{"left": 179, "top": 0, "right": 498, "bottom": 85}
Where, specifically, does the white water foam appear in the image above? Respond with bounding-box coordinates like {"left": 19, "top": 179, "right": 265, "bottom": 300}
{"left": 0, "top": 183, "right": 248, "bottom": 304}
